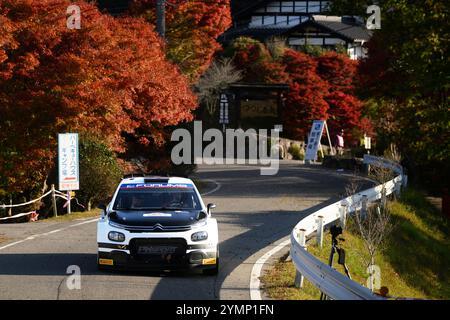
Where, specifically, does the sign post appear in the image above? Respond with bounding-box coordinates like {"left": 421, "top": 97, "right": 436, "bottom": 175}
{"left": 305, "top": 120, "right": 335, "bottom": 163}
{"left": 364, "top": 135, "right": 371, "bottom": 154}
{"left": 58, "top": 133, "right": 79, "bottom": 214}
{"left": 219, "top": 93, "right": 229, "bottom": 132}
{"left": 305, "top": 120, "right": 325, "bottom": 163}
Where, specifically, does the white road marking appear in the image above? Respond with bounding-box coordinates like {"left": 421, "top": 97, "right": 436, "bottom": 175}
{"left": 201, "top": 180, "right": 221, "bottom": 196}
{"left": 249, "top": 239, "right": 290, "bottom": 300}
{"left": 0, "top": 218, "right": 98, "bottom": 251}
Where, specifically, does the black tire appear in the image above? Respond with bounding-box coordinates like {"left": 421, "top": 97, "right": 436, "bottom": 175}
{"left": 203, "top": 246, "right": 219, "bottom": 276}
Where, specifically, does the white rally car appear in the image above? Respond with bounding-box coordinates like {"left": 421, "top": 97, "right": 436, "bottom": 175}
{"left": 97, "top": 175, "right": 219, "bottom": 275}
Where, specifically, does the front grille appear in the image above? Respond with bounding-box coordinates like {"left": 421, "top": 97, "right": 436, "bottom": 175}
{"left": 129, "top": 238, "right": 187, "bottom": 265}
{"left": 109, "top": 221, "right": 192, "bottom": 233}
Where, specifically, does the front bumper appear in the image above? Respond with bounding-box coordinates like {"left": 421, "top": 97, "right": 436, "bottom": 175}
{"left": 97, "top": 217, "right": 219, "bottom": 271}
{"left": 97, "top": 247, "right": 217, "bottom": 271}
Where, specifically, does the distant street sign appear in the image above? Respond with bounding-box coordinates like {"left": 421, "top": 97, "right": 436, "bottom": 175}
{"left": 58, "top": 133, "right": 79, "bottom": 191}
{"left": 219, "top": 93, "right": 229, "bottom": 125}
{"left": 364, "top": 136, "right": 372, "bottom": 150}
{"left": 305, "top": 120, "right": 325, "bottom": 162}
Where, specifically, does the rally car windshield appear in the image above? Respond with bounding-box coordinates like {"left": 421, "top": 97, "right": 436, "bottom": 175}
{"left": 112, "top": 183, "right": 202, "bottom": 211}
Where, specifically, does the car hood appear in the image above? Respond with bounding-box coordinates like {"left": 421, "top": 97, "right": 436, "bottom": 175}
{"left": 108, "top": 209, "right": 203, "bottom": 227}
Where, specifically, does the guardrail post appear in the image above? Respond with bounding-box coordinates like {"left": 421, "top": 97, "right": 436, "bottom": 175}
{"left": 294, "top": 229, "right": 306, "bottom": 288}
{"left": 402, "top": 174, "right": 408, "bottom": 188}
{"left": 67, "top": 191, "right": 71, "bottom": 214}
{"left": 340, "top": 204, "right": 348, "bottom": 229}
{"left": 381, "top": 187, "right": 387, "bottom": 209}
{"left": 394, "top": 180, "right": 401, "bottom": 197}
{"left": 361, "top": 195, "right": 368, "bottom": 219}
{"left": 316, "top": 216, "right": 324, "bottom": 248}
{"left": 8, "top": 197, "right": 12, "bottom": 217}
{"left": 51, "top": 184, "right": 58, "bottom": 217}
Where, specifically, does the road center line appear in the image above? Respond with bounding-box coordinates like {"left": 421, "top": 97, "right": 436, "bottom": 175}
{"left": 0, "top": 218, "right": 98, "bottom": 251}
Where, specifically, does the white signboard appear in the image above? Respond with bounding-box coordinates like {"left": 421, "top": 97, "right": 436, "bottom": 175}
{"left": 58, "top": 133, "right": 79, "bottom": 191}
{"left": 364, "top": 136, "right": 371, "bottom": 150}
{"left": 305, "top": 120, "right": 325, "bottom": 161}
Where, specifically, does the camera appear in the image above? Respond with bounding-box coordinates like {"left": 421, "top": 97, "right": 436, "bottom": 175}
{"left": 330, "top": 225, "right": 343, "bottom": 239}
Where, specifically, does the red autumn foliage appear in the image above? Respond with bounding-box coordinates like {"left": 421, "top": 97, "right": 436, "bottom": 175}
{"left": 227, "top": 41, "right": 372, "bottom": 143}
{"left": 316, "top": 52, "right": 370, "bottom": 141}
{"left": 129, "top": 0, "right": 232, "bottom": 82}
{"left": 227, "top": 39, "right": 289, "bottom": 84}
{"left": 282, "top": 49, "right": 329, "bottom": 140}
{"left": 0, "top": 0, "right": 197, "bottom": 193}
{"left": 316, "top": 51, "right": 358, "bottom": 94}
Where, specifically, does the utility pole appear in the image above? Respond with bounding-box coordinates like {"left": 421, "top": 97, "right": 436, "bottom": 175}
{"left": 156, "top": 0, "right": 166, "bottom": 40}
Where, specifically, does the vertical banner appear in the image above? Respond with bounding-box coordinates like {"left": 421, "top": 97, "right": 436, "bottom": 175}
{"left": 305, "top": 120, "right": 325, "bottom": 162}
{"left": 58, "top": 133, "right": 80, "bottom": 191}
{"left": 219, "top": 93, "right": 229, "bottom": 124}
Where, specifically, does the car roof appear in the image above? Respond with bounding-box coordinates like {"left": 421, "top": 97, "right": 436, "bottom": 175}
{"left": 119, "top": 176, "right": 194, "bottom": 185}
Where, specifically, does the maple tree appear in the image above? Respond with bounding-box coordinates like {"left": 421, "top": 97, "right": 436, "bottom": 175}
{"left": 224, "top": 38, "right": 370, "bottom": 143}
{"left": 0, "top": 0, "right": 197, "bottom": 195}
{"left": 316, "top": 51, "right": 369, "bottom": 143}
{"left": 224, "top": 37, "right": 289, "bottom": 84}
{"left": 282, "top": 49, "right": 330, "bottom": 140}
{"left": 128, "top": 0, "right": 232, "bottom": 82}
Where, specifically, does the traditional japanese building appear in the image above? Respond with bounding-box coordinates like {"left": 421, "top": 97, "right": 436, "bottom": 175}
{"left": 221, "top": 0, "right": 372, "bottom": 60}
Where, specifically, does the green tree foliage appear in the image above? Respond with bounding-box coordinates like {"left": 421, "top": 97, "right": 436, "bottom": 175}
{"left": 354, "top": 0, "right": 449, "bottom": 189}
{"left": 78, "top": 137, "right": 123, "bottom": 211}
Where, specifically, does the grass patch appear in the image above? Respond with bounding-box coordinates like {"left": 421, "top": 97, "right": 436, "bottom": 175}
{"left": 39, "top": 209, "right": 101, "bottom": 223}
{"left": 261, "top": 188, "right": 450, "bottom": 300}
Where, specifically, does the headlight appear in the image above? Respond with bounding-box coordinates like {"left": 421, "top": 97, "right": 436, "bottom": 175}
{"left": 108, "top": 231, "right": 125, "bottom": 242}
{"left": 191, "top": 231, "right": 208, "bottom": 242}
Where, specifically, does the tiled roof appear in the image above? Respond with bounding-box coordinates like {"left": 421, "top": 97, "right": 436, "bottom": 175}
{"left": 308, "top": 15, "right": 372, "bottom": 41}
{"left": 220, "top": 15, "right": 372, "bottom": 44}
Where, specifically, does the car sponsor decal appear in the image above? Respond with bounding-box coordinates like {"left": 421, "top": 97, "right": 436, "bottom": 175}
{"left": 98, "top": 258, "right": 114, "bottom": 266}
{"left": 143, "top": 213, "right": 172, "bottom": 217}
{"left": 120, "top": 183, "right": 194, "bottom": 189}
{"left": 202, "top": 258, "right": 217, "bottom": 265}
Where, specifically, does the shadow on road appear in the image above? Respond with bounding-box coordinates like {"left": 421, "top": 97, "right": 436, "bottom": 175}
{"left": 0, "top": 164, "right": 372, "bottom": 300}
{"left": 146, "top": 201, "right": 342, "bottom": 300}
{"left": 145, "top": 164, "right": 363, "bottom": 299}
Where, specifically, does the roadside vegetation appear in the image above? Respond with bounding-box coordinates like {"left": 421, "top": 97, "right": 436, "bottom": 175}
{"left": 261, "top": 188, "right": 450, "bottom": 300}
{"left": 39, "top": 208, "right": 102, "bottom": 223}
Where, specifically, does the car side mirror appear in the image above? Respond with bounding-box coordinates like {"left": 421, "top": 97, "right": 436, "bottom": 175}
{"left": 207, "top": 203, "right": 216, "bottom": 214}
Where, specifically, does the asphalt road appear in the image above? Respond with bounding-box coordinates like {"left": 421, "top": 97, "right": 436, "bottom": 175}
{"left": 0, "top": 162, "right": 365, "bottom": 300}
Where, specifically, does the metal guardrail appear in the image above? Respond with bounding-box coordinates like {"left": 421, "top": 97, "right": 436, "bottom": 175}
{"left": 290, "top": 155, "right": 406, "bottom": 300}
